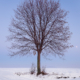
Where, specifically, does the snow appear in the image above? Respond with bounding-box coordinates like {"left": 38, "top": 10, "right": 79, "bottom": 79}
{"left": 0, "top": 68, "right": 80, "bottom": 80}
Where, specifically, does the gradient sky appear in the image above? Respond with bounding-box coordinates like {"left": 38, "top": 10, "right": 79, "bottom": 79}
{"left": 0, "top": 0, "right": 80, "bottom": 68}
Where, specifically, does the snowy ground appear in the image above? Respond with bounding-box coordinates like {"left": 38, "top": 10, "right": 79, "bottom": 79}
{"left": 0, "top": 68, "right": 80, "bottom": 80}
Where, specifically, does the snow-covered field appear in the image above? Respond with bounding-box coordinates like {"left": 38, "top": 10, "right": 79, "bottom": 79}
{"left": 0, "top": 68, "right": 80, "bottom": 80}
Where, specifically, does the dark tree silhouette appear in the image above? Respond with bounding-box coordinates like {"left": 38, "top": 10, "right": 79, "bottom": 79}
{"left": 8, "top": 0, "right": 72, "bottom": 75}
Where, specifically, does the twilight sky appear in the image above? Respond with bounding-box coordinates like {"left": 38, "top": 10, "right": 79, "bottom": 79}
{"left": 0, "top": 0, "right": 80, "bottom": 68}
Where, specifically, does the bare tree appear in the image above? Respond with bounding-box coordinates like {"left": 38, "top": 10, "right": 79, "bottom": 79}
{"left": 8, "top": 0, "right": 72, "bottom": 75}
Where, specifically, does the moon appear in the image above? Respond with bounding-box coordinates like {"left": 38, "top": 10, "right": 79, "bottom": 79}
{"left": 76, "top": 46, "right": 78, "bottom": 48}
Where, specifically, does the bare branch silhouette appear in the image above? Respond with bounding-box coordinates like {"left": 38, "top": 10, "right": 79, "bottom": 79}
{"left": 8, "top": 0, "right": 72, "bottom": 75}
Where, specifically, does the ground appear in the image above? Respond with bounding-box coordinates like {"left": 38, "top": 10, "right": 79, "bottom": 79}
{"left": 0, "top": 68, "right": 80, "bottom": 80}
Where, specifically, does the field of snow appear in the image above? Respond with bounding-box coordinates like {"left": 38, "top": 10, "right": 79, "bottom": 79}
{"left": 0, "top": 68, "right": 80, "bottom": 80}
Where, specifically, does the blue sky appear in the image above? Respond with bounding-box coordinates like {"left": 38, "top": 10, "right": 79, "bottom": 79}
{"left": 0, "top": 0, "right": 80, "bottom": 68}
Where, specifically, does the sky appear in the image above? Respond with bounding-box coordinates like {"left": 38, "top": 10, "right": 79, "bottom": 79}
{"left": 0, "top": 0, "right": 80, "bottom": 68}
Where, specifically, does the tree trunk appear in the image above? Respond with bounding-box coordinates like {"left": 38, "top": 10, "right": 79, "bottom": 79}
{"left": 37, "top": 51, "right": 41, "bottom": 75}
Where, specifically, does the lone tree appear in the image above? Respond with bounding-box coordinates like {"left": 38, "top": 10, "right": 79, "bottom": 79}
{"left": 8, "top": 0, "right": 72, "bottom": 75}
